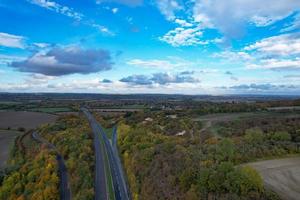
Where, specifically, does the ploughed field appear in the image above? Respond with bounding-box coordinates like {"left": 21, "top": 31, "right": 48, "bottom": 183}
{"left": 0, "top": 130, "right": 21, "bottom": 169}
{"left": 0, "top": 111, "right": 57, "bottom": 130}
{"left": 248, "top": 157, "right": 300, "bottom": 200}
{"left": 0, "top": 111, "right": 58, "bottom": 169}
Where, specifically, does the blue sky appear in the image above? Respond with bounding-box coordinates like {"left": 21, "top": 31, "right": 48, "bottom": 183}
{"left": 0, "top": 0, "right": 300, "bottom": 94}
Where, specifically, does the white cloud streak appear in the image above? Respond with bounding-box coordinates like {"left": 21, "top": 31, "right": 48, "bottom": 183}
{"left": 0, "top": 32, "right": 25, "bottom": 48}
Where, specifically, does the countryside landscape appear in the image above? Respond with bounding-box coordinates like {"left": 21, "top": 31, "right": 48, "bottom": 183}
{"left": 1, "top": 0, "right": 300, "bottom": 200}
{"left": 0, "top": 94, "right": 299, "bottom": 200}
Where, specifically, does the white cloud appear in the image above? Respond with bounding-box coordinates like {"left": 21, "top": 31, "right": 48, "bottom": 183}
{"left": 29, "top": 0, "right": 112, "bottom": 35}
{"left": 281, "top": 13, "right": 300, "bottom": 32}
{"left": 174, "top": 19, "right": 193, "bottom": 27}
{"left": 247, "top": 58, "right": 300, "bottom": 70}
{"left": 156, "top": 0, "right": 182, "bottom": 21}
{"left": 32, "top": 42, "right": 50, "bottom": 48}
{"left": 159, "top": 26, "right": 204, "bottom": 46}
{"left": 193, "top": 0, "right": 300, "bottom": 38}
{"left": 244, "top": 33, "right": 300, "bottom": 56}
{"left": 0, "top": 32, "right": 25, "bottom": 48}
{"left": 30, "top": 0, "right": 83, "bottom": 21}
{"left": 112, "top": 7, "right": 118, "bottom": 14}
{"left": 0, "top": 54, "right": 26, "bottom": 65}
{"left": 127, "top": 58, "right": 191, "bottom": 70}
{"left": 213, "top": 51, "right": 253, "bottom": 62}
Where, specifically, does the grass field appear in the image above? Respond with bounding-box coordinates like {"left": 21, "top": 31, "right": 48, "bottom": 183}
{"left": 0, "top": 101, "right": 21, "bottom": 105}
{"left": 0, "top": 130, "right": 22, "bottom": 169}
{"left": 0, "top": 111, "right": 57, "bottom": 130}
{"left": 29, "top": 107, "right": 72, "bottom": 113}
{"left": 195, "top": 111, "right": 300, "bottom": 135}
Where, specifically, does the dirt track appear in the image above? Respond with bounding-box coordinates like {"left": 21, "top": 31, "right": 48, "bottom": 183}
{"left": 247, "top": 157, "right": 300, "bottom": 200}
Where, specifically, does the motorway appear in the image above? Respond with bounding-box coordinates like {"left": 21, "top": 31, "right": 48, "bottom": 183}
{"left": 82, "top": 108, "right": 108, "bottom": 200}
{"left": 31, "top": 132, "right": 71, "bottom": 200}
{"left": 82, "top": 108, "right": 130, "bottom": 200}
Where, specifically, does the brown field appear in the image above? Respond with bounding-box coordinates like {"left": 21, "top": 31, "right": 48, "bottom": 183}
{"left": 0, "top": 130, "right": 22, "bottom": 169}
{"left": 247, "top": 157, "right": 300, "bottom": 200}
{"left": 0, "top": 111, "right": 58, "bottom": 130}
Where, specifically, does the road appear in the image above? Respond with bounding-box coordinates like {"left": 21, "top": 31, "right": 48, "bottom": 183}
{"left": 82, "top": 108, "right": 130, "bottom": 200}
{"left": 247, "top": 157, "right": 300, "bottom": 200}
{"left": 82, "top": 108, "right": 109, "bottom": 200}
{"left": 32, "top": 132, "right": 71, "bottom": 200}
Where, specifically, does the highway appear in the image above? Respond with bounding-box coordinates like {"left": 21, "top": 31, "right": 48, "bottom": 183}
{"left": 82, "top": 108, "right": 109, "bottom": 200}
{"left": 31, "top": 132, "right": 71, "bottom": 200}
{"left": 82, "top": 108, "right": 130, "bottom": 200}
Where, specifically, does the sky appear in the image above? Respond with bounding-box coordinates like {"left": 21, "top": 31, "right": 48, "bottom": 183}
{"left": 0, "top": 0, "right": 300, "bottom": 95}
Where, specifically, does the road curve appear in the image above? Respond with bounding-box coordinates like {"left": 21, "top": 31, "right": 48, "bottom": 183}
{"left": 82, "top": 108, "right": 130, "bottom": 200}
{"left": 82, "top": 108, "right": 108, "bottom": 200}
{"left": 31, "top": 132, "right": 71, "bottom": 200}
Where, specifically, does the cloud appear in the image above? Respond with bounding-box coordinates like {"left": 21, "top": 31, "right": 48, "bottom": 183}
{"left": 159, "top": 26, "right": 204, "bottom": 46}
{"left": 229, "top": 83, "right": 298, "bottom": 91}
{"left": 101, "top": 79, "right": 113, "bottom": 83}
{"left": 29, "top": 0, "right": 111, "bottom": 34}
{"left": 126, "top": 58, "right": 190, "bottom": 69}
{"left": 0, "top": 32, "right": 25, "bottom": 48}
{"left": 29, "top": 0, "right": 83, "bottom": 21}
{"left": 120, "top": 72, "right": 199, "bottom": 86}
{"left": 155, "top": 0, "right": 183, "bottom": 21}
{"left": 120, "top": 75, "right": 153, "bottom": 85}
{"left": 213, "top": 51, "right": 253, "bottom": 62}
{"left": 0, "top": 54, "right": 26, "bottom": 65}
{"left": 281, "top": 13, "right": 300, "bottom": 32}
{"left": 245, "top": 33, "right": 300, "bottom": 56}
{"left": 175, "top": 19, "right": 193, "bottom": 27}
{"left": 180, "top": 70, "right": 194, "bottom": 75}
{"left": 225, "top": 71, "right": 233, "bottom": 75}
{"left": 96, "top": 0, "right": 143, "bottom": 7}
{"left": 193, "top": 0, "right": 300, "bottom": 38}
{"left": 10, "top": 46, "right": 113, "bottom": 76}
{"left": 247, "top": 58, "right": 300, "bottom": 70}
{"left": 112, "top": 7, "right": 118, "bottom": 14}
{"left": 224, "top": 71, "right": 238, "bottom": 81}
{"left": 32, "top": 42, "right": 51, "bottom": 48}
{"left": 284, "top": 74, "right": 300, "bottom": 78}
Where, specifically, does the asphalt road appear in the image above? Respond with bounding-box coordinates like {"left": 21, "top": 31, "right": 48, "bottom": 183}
{"left": 82, "top": 108, "right": 108, "bottom": 200}
{"left": 32, "top": 132, "right": 71, "bottom": 200}
{"left": 82, "top": 108, "right": 130, "bottom": 200}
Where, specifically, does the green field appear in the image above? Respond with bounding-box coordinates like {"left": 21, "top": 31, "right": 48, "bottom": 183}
{"left": 0, "top": 101, "right": 22, "bottom": 105}
{"left": 29, "top": 107, "right": 72, "bottom": 113}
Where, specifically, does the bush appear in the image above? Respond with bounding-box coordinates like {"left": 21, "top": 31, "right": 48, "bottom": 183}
{"left": 271, "top": 131, "right": 291, "bottom": 141}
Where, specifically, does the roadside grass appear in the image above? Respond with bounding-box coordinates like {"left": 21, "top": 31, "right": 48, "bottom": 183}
{"left": 29, "top": 107, "right": 72, "bottom": 113}
{"left": 244, "top": 153, "right": 300, "bottom": 164}
{"left": 103, "top": 127, "right": 113, "bottom": 139}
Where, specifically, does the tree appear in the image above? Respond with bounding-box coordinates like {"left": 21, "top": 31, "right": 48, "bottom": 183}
{"left": 271, "top": 131, "right": 291, "bottom": 141}
{"left": 216, "top": 138, "right": 235, "bottom": 162}
{"left": 244, "top": 128, "right": 264, "bottom": 145}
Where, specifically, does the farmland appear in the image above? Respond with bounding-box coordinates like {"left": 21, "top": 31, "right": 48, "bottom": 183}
{"left": 0, "top": 130, "right": 21, "bottom": 169}
{"left": 248, "top": 157, "right": 300, "bottom": 200}
{"left": 0, "top": 93, "right": 299, "bottom": 200}
{"left": 0, "top": 111, "right": 57, "bottom": 130}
